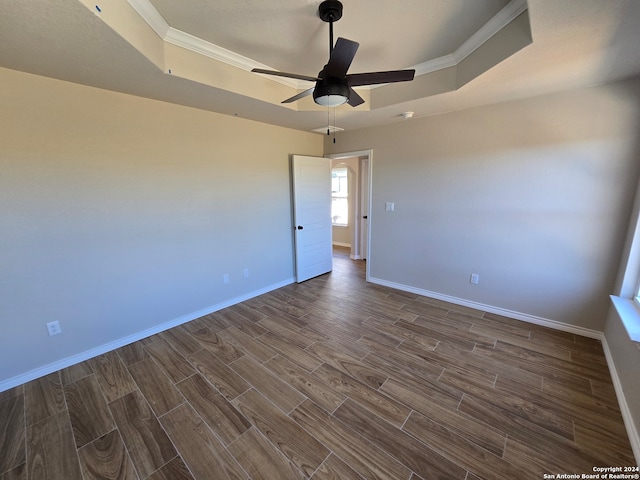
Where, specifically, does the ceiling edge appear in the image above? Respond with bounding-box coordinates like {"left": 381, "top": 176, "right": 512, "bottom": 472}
{"left": 165, "top": 28, "right": 277, "bottom": 77}
{"left": 126, "top": 0, "right": 302, "bottom": 89}
{"left": 453, "top": 0, "right": 528, "bottom": 63}
{"left": 126, "top": 0, "right": 169, "bottom": 37}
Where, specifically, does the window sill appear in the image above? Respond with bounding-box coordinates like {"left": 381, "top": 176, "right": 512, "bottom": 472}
{"left": 610, "top": 295, "right": 640, "bottom": 343}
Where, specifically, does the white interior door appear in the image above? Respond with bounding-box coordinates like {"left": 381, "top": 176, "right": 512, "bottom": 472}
{"left": 292, "top": 155, "right": 332, "bottom": 283}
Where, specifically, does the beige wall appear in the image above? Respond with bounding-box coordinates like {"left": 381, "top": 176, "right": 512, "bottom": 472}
{"left": 332, "top": 224, "right": 351, "bottom": 246}
{"left": 326, "top": 78, "right": 640, "bottom": 332}
{"left": 0, "top": 67, "right": 322, "bottom": 386}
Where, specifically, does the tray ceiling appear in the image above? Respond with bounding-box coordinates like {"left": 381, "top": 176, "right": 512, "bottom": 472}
{"left": 1, "top": 0, "right": 640, "bottom": 133}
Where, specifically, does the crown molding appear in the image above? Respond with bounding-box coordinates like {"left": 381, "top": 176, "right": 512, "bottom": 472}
{"left": 127, "top": 0, "right": 527, "bottom": 90}
{"left": 412, "top": 54, "right": 457, "bottom": 77}
{"left": 164, "top": 28, "right": 255, "bottom": 72}
{"left": 127, "top": 0, "right": 306, "bottom": 89}
{"left": 167, "top": 27, "right": 307, "bottom": 88}
{"left": 409, "top": 0, "right": 528, "bottom": 76}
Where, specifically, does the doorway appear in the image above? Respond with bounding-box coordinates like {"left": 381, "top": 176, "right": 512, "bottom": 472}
{"left": 327, "top": 149, "right": 372, "bottom": 280}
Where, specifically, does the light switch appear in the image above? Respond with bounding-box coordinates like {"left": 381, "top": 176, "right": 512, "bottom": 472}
{"left": 385, "top": 202, "right": 395, "bottom": 212}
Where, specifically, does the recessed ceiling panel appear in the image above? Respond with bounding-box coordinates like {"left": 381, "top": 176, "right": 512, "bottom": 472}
{"left": 148, "top": 0, "right": 510, "bottom": 73}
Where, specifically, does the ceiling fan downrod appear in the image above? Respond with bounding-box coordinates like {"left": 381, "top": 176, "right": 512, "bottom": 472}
{"left": 319, "top": 0, "right": 343, "bottom": 54}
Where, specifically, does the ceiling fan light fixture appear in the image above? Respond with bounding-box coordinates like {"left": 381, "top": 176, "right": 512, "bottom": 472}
{"left": 314, "top": 94, "right": 348, "bottom": 107}
{"left": 313, "top": 81, "right": 349, "bottom": 107}
{"left": 252, "top": 0, "right": 415, "bottom": 108}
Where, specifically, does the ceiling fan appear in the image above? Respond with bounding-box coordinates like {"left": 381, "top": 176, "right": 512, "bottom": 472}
{"left": 251, "top": 0, "right": 415, "bottom": 107}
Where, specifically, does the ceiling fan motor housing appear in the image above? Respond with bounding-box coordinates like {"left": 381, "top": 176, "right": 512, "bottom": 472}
{"left": 319, "top": 0, "right": 343, "bottom": 23}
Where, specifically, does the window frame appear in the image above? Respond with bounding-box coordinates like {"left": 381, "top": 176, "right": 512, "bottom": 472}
{"left": 610, "top": 195, "right": 640, "bottom": 344}
{"left": 331, "top": 167, "right": 349, "bottom": 227}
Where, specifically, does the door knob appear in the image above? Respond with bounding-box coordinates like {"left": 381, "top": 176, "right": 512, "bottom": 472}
{"left": 297, "top": 225, "right": 304, "bottom": 230}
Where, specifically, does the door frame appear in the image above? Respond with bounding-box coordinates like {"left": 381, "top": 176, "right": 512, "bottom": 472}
{"left": 326, "top": 149, "right": 373, "bottom": 282}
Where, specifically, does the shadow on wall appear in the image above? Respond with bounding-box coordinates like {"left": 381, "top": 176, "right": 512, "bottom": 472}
{"left": 607, "top": 78, "right": 640, "bottom": 293}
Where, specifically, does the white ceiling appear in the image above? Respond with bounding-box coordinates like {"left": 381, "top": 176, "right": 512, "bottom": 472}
{"left": 1, "top": 0, "right": 640, "bottom": 133}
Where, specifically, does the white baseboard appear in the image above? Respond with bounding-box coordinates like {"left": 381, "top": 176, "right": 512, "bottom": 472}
{"left": 368, "top": 276, "right": 602, "bottom": 338}
{"left": 369, "top": 275, "right": 640, "bottom": 463}
{"left": 0, "top": 278, "right": 295, "bottom": 393}
{"left": 332, "top": 242, "right": 351, "bottom": 248}
{"left": 601, "top": 337, "right": 640, "bottom": 465}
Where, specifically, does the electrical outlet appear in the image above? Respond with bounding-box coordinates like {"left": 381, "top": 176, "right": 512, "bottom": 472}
{"left": 223, "top": 273, "right": 230, "bottom": 284}
{"left": 385, "top": 202, "right": 395, "bottom": 212}
{"left": 243, "top": 268, "right": 250, "bottom": 278}
{"left": 470, "top": 273, "right": 480, "bottom": 285}
{"left": 46, "top": 321, "right": 62, "bottom": 336}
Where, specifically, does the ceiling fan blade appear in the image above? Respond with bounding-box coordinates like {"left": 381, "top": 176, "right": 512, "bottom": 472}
{"left": 252, "top": 68, "right": 319, "bottom": 82}
{"left": 347, "top": 88, "right": 364, "bottom": 107}
{"left": 347, "top": 69, "right": 415, "bottom": 86}
{"left": 282, "top": 87, "right": 315, "bottom": 104}
{"left": 325, "top": 37, "right": 359, "bottom": 78}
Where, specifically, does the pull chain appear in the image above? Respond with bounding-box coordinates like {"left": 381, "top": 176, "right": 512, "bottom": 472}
{"left": 327, "top": 106, "right": 330, "bottom": 136}
{"left": 326, "top": 106, "right": 337, "bottom": 144}
{"left": 333, "top": 107, "right": 336, "bottom": 143}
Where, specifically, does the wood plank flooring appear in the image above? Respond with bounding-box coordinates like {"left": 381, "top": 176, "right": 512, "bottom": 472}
{"left": 0, "top": 247, "right": 636, "bottom": 479}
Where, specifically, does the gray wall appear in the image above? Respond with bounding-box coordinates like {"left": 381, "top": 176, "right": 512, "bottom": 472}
{"left": 0, "top": 67, "right": 322, "bottom": 387}
{"left": 327, "top": 79, "right": 640, "bottom": 332}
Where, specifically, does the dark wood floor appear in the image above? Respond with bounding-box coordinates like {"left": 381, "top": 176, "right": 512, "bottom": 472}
{"left": 0, "top": 247, "right": 636, "bottom": 479}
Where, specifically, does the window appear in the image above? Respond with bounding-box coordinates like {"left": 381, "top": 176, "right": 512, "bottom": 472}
{"left": 331, "top": 167, "right": 348, "bottom": 226}
{"left": 610, "top": 202, "right": 640, "bottom": 343}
